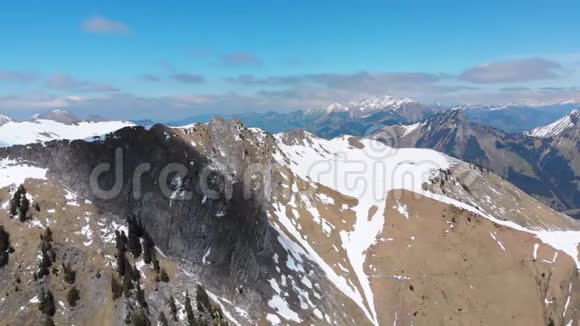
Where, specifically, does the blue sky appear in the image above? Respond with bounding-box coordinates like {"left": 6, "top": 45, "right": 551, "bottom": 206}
{"left": 1, "top": 0, "right": 579, "bottom": 120}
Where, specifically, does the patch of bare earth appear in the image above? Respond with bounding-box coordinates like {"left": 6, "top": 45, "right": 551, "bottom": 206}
{"left": 366, "top": 189, "right": 578, "bottom": 326}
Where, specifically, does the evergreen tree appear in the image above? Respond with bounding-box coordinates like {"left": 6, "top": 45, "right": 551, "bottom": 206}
{"left": 185, "top": 291, "right": 196, "bottom": 326}
{"left": 41, "top": 227, "right": 53, "bottom": 242}
{"left": 18, "top": 192, "right": 30, "bottom": 222}
{"left": 111, "top": 275, "right": 123, "bottom": 300}
{"left": 62, "top": 263, "right": 76, "bottom": 284}
{"left": 116, "top": 250, "right": 127, "bottom": 276}
{"left": 131, "top": 309, "right": 150, "bottom": 326}
{"left": 127, "top": 216, "right": 143, "bottom": 258}
{"left": 210, "top": 304, "right": 225, "bottom": 321}
{"left": 196, "top": 284, "right": 211, "bottom": 313}
{"left": 158, "top": 312, "right": 169, "bottom": 326}
{"left": 142, "top": 231, "right": 154, "bottom": 264}
{"left": 37, "top": 243, "right": 53, "bottom": 279}
{"left": 0, "top": 226, "right": 11, "bottom": 268}
{"left": 159, "top": 268, "right": 169, "bottom": 283}
{"left": 9, "top": 185, "right": 25, "bottom": 217}
{"left": 136, "top": 283, "right": 148, "bottom": 310}
{"left": 130, "top": 263, "right": 140, "bottom": 282}
{"left": 39, "top": 288, "right": 56, "bottom": 317}
{"left": 168, "top": 295, "right": 178, "bottom": 322}
{"left": 123, "top": 269, "right": 134, "bottom": 298}
{"left": 115, "top": 230, "right": 128, "bottom": 252}
{"left": 66, "top": 286, "right": 80, "bottom": 307}
{"left": 152, "top": 258, "right": 160, "bottom": 274}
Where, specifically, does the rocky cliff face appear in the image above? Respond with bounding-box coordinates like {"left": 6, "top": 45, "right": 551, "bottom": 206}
{"left": 1, "top": 118, "right": 579, "bottom": 325}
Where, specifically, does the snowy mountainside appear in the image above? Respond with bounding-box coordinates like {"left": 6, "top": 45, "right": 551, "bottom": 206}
{"left": 0, "top": 118, "right": 579, "bottom": 325}
{"left": 527, "top": 109, "right": 579, "bottom": 138}
{"left": 318, "top": 95, "right": 418, "bottom": 117}
{"left": 0, "top": 114, "right": 11, "bottom": 126}
{"left": 371, "top": 109, "right": 580, "bottom": 217}
{"left": 0, "top": 110, "right": 134, "bottom": 147}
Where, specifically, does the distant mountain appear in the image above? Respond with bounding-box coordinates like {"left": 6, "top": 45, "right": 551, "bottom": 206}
{"left": 372, "top": 109, "right": 580, "bottom": 217}
{"left": 130, "top": 119, "right": 156, "bottom": 127}
{"left": 168, "top": 95, "right": 445, "bottom": 138}
{"left": 167, "top": 98, "right": 578, "bottom": 138}
{"left": 31, "top": 109, "right": 79, "bottom": 125}
{"left": 305, "top": 96, "right": 445, "bottom": 138}
{"left": 0, "top": 114, "right": 11, "bottom": 126}
{"left": 463, "top": 103, "right": 577, "bottom": 133}
{"left": 0, "top": 109, "right": 134, "bottom": 147}
{"left": 526, "top": 109, "right": 579, "bottom": 138}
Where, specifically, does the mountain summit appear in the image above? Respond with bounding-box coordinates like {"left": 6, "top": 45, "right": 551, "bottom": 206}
{"left": 31, "top": 109, "right": 80, "bottom": 125}
{"left": 527, "top": 109, "right": 579, "bottom": 138}
{"left": 320, "top": 95, "right": 419, "bottom": 117}
{"left": 0, "top": 114, "right": 11, "bottom": 126}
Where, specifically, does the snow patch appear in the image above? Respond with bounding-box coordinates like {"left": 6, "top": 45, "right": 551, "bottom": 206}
{"left": 0, "top": 158, "right": 47, "bottom": 188}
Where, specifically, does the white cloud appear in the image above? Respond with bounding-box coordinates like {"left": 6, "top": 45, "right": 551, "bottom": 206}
{"left": 459, "top": 58, "right": 563, "bottom": 84}
{"left": 82, "top": 16, "right": 129, "bottom": 34}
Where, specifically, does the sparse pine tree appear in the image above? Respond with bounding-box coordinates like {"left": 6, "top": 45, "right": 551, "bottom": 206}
{"left": 131, "top": 263, "right": 140, "bottom": 282}
{"left": 152, "top": 258, "right": 160, "bottom": 274}
{"left": 168, "top": 295, "right": 178, "bottom": 322}
{"left": 210, "top": 303, "right": 224, "bottom": 320}
{"left": 41, "top": 227, "right": 53, "bottom": 242}
{"left": 39, "top": 288, "right": 56, "bottom": 317}
{"left": 131, "top": 309, "right": 150, "bottom": 326}
{"left": 111, "top": 275, "right": 122, "bottom": 300}
{"left": 9, "top": 185, "right": 25, "bottom": 216}
{"left": 196, "top": 284, "right": 211, "bottom": 313}
{"left": 158, "top": 312, "right": 169, "bottom": 326}
{"left": 37, "top": 242, "right": 53, "bottom": 279}
{"left": 142, "top": 231, "right": 154, "bottom": 264}
{"left": 42, "top": 317, "right": 56, "bottom": 326}
{"left": 18, "top": 192, "right": 30, "bottom": 222}
{"left": 185, "top": 291, "right": 195, "bottom": 326}
{"left": 66, "top": 286, "right": 80, "bottom": 307}
{"left": 116, "top": 250, "right": 127, "bottom": 276}
{"left": 136, "top": 283, "right": 148, "bottom": 310}
{"left": 0, "top": 226, "right": 11, "bottom": 268}
{"left": 127, "top": 216, "right": 142, "bottom": 258}
{"left": 123, "top": 269, "right": 134, "bottom": 298}
{"left": 63, "top": 263, "right": 76, "bottom": 284}
{"left": 115, "top": 230, "right": 128, "bottom": 252}
{"left": 159, "top": 268, "right": 169, "bottom": 283}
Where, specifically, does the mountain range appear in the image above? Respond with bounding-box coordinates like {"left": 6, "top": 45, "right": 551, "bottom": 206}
{"left": 168, "top": 96, "right": 446, "bottom": 138}
{"left": 167, "top": 96, "right": 578, "bottom": 137}
{"left": 0, "top": 114, "right": 579, "bottom": 325}
{"left": 372, "top": 109, "right": 580, "bottom": 218}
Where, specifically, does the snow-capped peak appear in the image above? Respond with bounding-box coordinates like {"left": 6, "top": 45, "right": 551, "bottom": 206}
{"left": 31, "top": 109, "right": 79, "bottom": 125}
{"left": 526, "top": 109, "right": 579, "bottom": 138}
{"left": 0, "top": 114, "right": 12, "bottom": 126}
{"left": 324, "top": 102, "right": 348, "bottom": 113}
{"left": 318, "top": 95, "right": 418, "bottom": 117}
{"left": 352, "top": 95, "right": 416, "bottom": 110}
